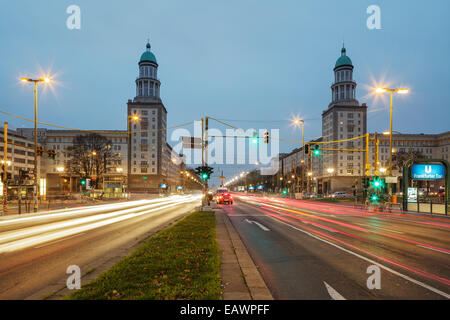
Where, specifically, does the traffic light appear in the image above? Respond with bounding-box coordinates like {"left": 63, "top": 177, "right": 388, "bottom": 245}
{"left": 312, "top": 145, "right": 321, "bottom": 157}
{"left": 304, "top": 144, "right": 309, "bottom": 154}
{"left": 263, "top": 131, "right": 270, "bottom": 144}
{"left": 80, "top": 179, "right": 86, "bottom": 186}
{"left": 368, "top": 176, "right": 387, "bottom": 204}
{"left": 251, "top": 131, "right": 259, "bottom": 144}
{"left": 282, "top": 189, "right": 288, "bottom": 195}
{"left": 48, "top": 150, "right": 56, "bottom": 160}
{"left": 195, "top": 166, "right": 214, "bottom": 181}
{"left": 37, "top": 146, "right": 44, "bottom": 156}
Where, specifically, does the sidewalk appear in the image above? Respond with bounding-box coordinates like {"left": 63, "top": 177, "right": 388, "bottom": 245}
{"left": 215, "top": 208, "right": 273, "bottom": 300}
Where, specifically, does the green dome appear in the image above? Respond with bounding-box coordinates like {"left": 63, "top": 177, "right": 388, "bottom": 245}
{"left": 335, "top": 47, "right": 352, "bottom": 68}
{"left": 140, "top": 42, "right": 157, "bottom": 64}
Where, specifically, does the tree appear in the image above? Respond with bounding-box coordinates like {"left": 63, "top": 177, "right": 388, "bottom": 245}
{"left": 66, "top": 133, "right": 117, "bottom": 189}
{"left": 392, "top": 150, "right": 425, "bottom": 172}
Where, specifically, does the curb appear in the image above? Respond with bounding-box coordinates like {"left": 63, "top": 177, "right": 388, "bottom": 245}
{"left": 215, "top": 209, "right": 273, "bottom": 300}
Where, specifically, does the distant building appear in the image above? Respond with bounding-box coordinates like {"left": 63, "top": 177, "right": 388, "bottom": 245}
{"left": 0, "top": 128, "right": 41, "bottom": 196}
{"left": 16, "top": 41, "right": 187, "bottom": 195}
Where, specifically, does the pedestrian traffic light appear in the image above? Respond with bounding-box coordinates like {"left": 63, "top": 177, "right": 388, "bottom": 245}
{"left": 263, "top": 131, "right": 270, "bottom": 144}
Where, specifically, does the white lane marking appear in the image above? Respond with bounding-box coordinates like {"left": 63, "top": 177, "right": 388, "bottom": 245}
{"left": 267, "top": 216, "right": 450, "bottom": 299}
{"left": 324, "top": 282, "right": 346, "bottom": 300}
{"left": 355, "top": 223, "right": 404, "bottom": 234}
{"left": 245, "top": 219, "right": 270, "bottom": 231}
{"left": 34, "top": 233, "right": 86, "bottom": 249}
{"left": 417, "top": 245, "right": 450, "bottom": 255}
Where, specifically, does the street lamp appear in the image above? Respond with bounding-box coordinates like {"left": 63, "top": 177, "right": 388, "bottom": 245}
{"left": 292, "top": 117, "right": 305, "bottom": 193}
{"left": 327, "top": 168, "right": 335, "bottom": 174}
{"left": 21, "top": 76, "right": 52, "bottom": 212}
{"left": 375, "top": 87, "right": 409, "bottom": 176}
{"left": 56, "top": 166, "right": 64, "bottom": 172}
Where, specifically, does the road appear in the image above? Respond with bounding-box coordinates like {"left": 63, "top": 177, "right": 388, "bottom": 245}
{"left": 221, "top": 194, "right": 450, "bottom": 300}
{"left": 0, "top": 194, "right": 201, "bottom": 299}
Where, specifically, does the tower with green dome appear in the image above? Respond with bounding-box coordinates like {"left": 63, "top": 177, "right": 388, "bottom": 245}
{"left": 319, "top": 45, "right": 367, "bottom": 195}
{"left": 329, "top": 45, "right": 358, "bottom": 108}
{"left": 127, "top": 41, "right": 169, "bottom": 192}
{"left": 134, "top": 41, "right": 161, "bottom": 102}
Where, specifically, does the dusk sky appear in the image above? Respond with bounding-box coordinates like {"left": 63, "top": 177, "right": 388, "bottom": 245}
{"left": 1, "top": 0, "right": 449, "bottom": 185}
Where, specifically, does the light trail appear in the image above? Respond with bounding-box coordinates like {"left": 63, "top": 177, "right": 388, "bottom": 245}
{"left": 0, "top": 195, "right": 201, "bottom": 253}
{"left": 250, "top": 204, "right": 450, "bottom": 293}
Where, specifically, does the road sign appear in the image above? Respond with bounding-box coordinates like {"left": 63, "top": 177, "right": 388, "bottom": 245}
{"left": 182, "top": 137, "right": 202, "bottom": 149}
{"left": 385, "top": 176, "right": 398, "bottom": 184}
{"left": 219, "top": 176, "right": 225, "bottom": 181}
{"left": 411, "top": 164, "right": 445, "bottom": 180}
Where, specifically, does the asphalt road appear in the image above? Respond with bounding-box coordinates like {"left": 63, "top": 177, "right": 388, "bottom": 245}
{"left": 0, "top": 194, "right": 202, "bottom": 299}
{"left": 220, "top": 194, "right": 450, "bottom": 300}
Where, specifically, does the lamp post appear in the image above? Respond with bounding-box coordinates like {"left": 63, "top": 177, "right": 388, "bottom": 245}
{"left": 126, "top": 114, "right": 140, "bottom": 194}
{"left": 375, "top": 87, "right": 409, "bottom": 176}
{"left": 21, "top": 77, "right": 51, "bottom": 212}
{"left": 292, "top": 118, "right": 305, "bottom": 193}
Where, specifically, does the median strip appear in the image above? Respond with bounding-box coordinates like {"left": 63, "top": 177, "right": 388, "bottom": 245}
{"left": 67, "top": 211, "right": 221, "bottom": 300}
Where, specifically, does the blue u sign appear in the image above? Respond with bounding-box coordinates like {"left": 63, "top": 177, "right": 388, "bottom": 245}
{"left": 411, "top": 164, "right": 445, "bottom": 180}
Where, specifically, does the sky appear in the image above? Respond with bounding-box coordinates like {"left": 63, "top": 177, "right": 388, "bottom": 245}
{"left": 1, "top": 0, "right": 449, "bottom": 186}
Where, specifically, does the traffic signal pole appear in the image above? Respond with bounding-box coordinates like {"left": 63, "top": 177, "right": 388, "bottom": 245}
{"left": 2, "top": 122, "right": 8, "bottom": 215}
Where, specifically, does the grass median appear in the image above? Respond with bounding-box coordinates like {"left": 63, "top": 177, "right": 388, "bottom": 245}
{"left": 68, "top": 211, "right": 221, "bottom": 300}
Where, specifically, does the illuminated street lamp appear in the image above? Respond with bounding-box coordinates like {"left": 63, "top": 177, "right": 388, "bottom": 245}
{"left": 292, "top": 117, "right": 305, "bottom": 192}
{"left": 116, "top": 167, "right": 123, "bottom": 173}
{"left": 375, "top": 87, "right": 409, "bottom": 175}
{"left": 21, "top": 76, "right": 52, "bottom": 212}
{"left": 56, "top": 166, "right": 64, "bottom": 173}
{"left": 327, "top": 168, "right": 335, "bottom": 174}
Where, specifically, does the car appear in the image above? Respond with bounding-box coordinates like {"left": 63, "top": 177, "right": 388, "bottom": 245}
{"left": 215, "top": 189, "right": 233, "bottom": 205}
{"left": 331, "top": 191, "right": 347, "bottom": 198}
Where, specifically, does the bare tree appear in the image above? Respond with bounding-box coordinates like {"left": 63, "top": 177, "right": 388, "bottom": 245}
{"left": 392, "top": 150, "right": 425, "bottom": 172}
{"left": 66, "top": 133, "right": 115, "bottom": 189}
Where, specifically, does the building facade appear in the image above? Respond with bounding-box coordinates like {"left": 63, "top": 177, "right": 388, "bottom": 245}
{"left": 317, "top": 46, "right": 367, "bottom": 194}
{"left": 127, "top": 42, "right": 171, "bottom": 192}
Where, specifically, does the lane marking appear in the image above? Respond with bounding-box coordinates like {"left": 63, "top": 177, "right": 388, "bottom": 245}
{"left": 417, "top": 245, "right": 450, "bottom": 255}
{"left": 34, "top": 233, "right": 86, "bottom": 249}
{"left": 245, "top": 219, "right": 270, "bottom": 231}
{"left": 355, "top": 223, "right": 404, "bottom": 234}
{"left": 266, "top": 215, "right": 450, "bottom": 299}
{"left": 324, "top": 282, "right": 346, "bottom": 300}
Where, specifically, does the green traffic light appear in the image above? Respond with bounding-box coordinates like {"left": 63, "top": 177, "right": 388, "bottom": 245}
{"left": 80, "top": 180, "right": 86, "bottom": 185}
{"left": 313, "top": 149, "right": 321, "bottom": 156}
{"left": 282, "top": 189, "right": 287, "bottom": 195}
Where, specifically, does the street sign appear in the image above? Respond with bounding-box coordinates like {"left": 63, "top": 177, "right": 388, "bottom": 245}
{"left": 411, "top": 164, "right": 445, "bottom": 180}
{"left": 385, "top": 176, "right": 398, "bottom": 184}
{"left": 182, "top": 136, "right": 202, "bottom": 149}
{"left": 219, "top": 176, "right": 225, "bottom": 181}
{"left": 407, "top": 188, "right": 418, "bottom": 203}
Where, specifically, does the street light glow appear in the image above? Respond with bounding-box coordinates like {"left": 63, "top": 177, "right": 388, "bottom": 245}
{"left": 376, "top": 87, "right": 387, "bottom": 93}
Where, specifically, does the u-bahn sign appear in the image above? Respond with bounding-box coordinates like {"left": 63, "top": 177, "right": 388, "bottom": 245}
{"left": 402, "top": 159, "right": 449, "bottom": 215}
{"left": 411, "top": 164, "right": 445, "bottom": 180}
